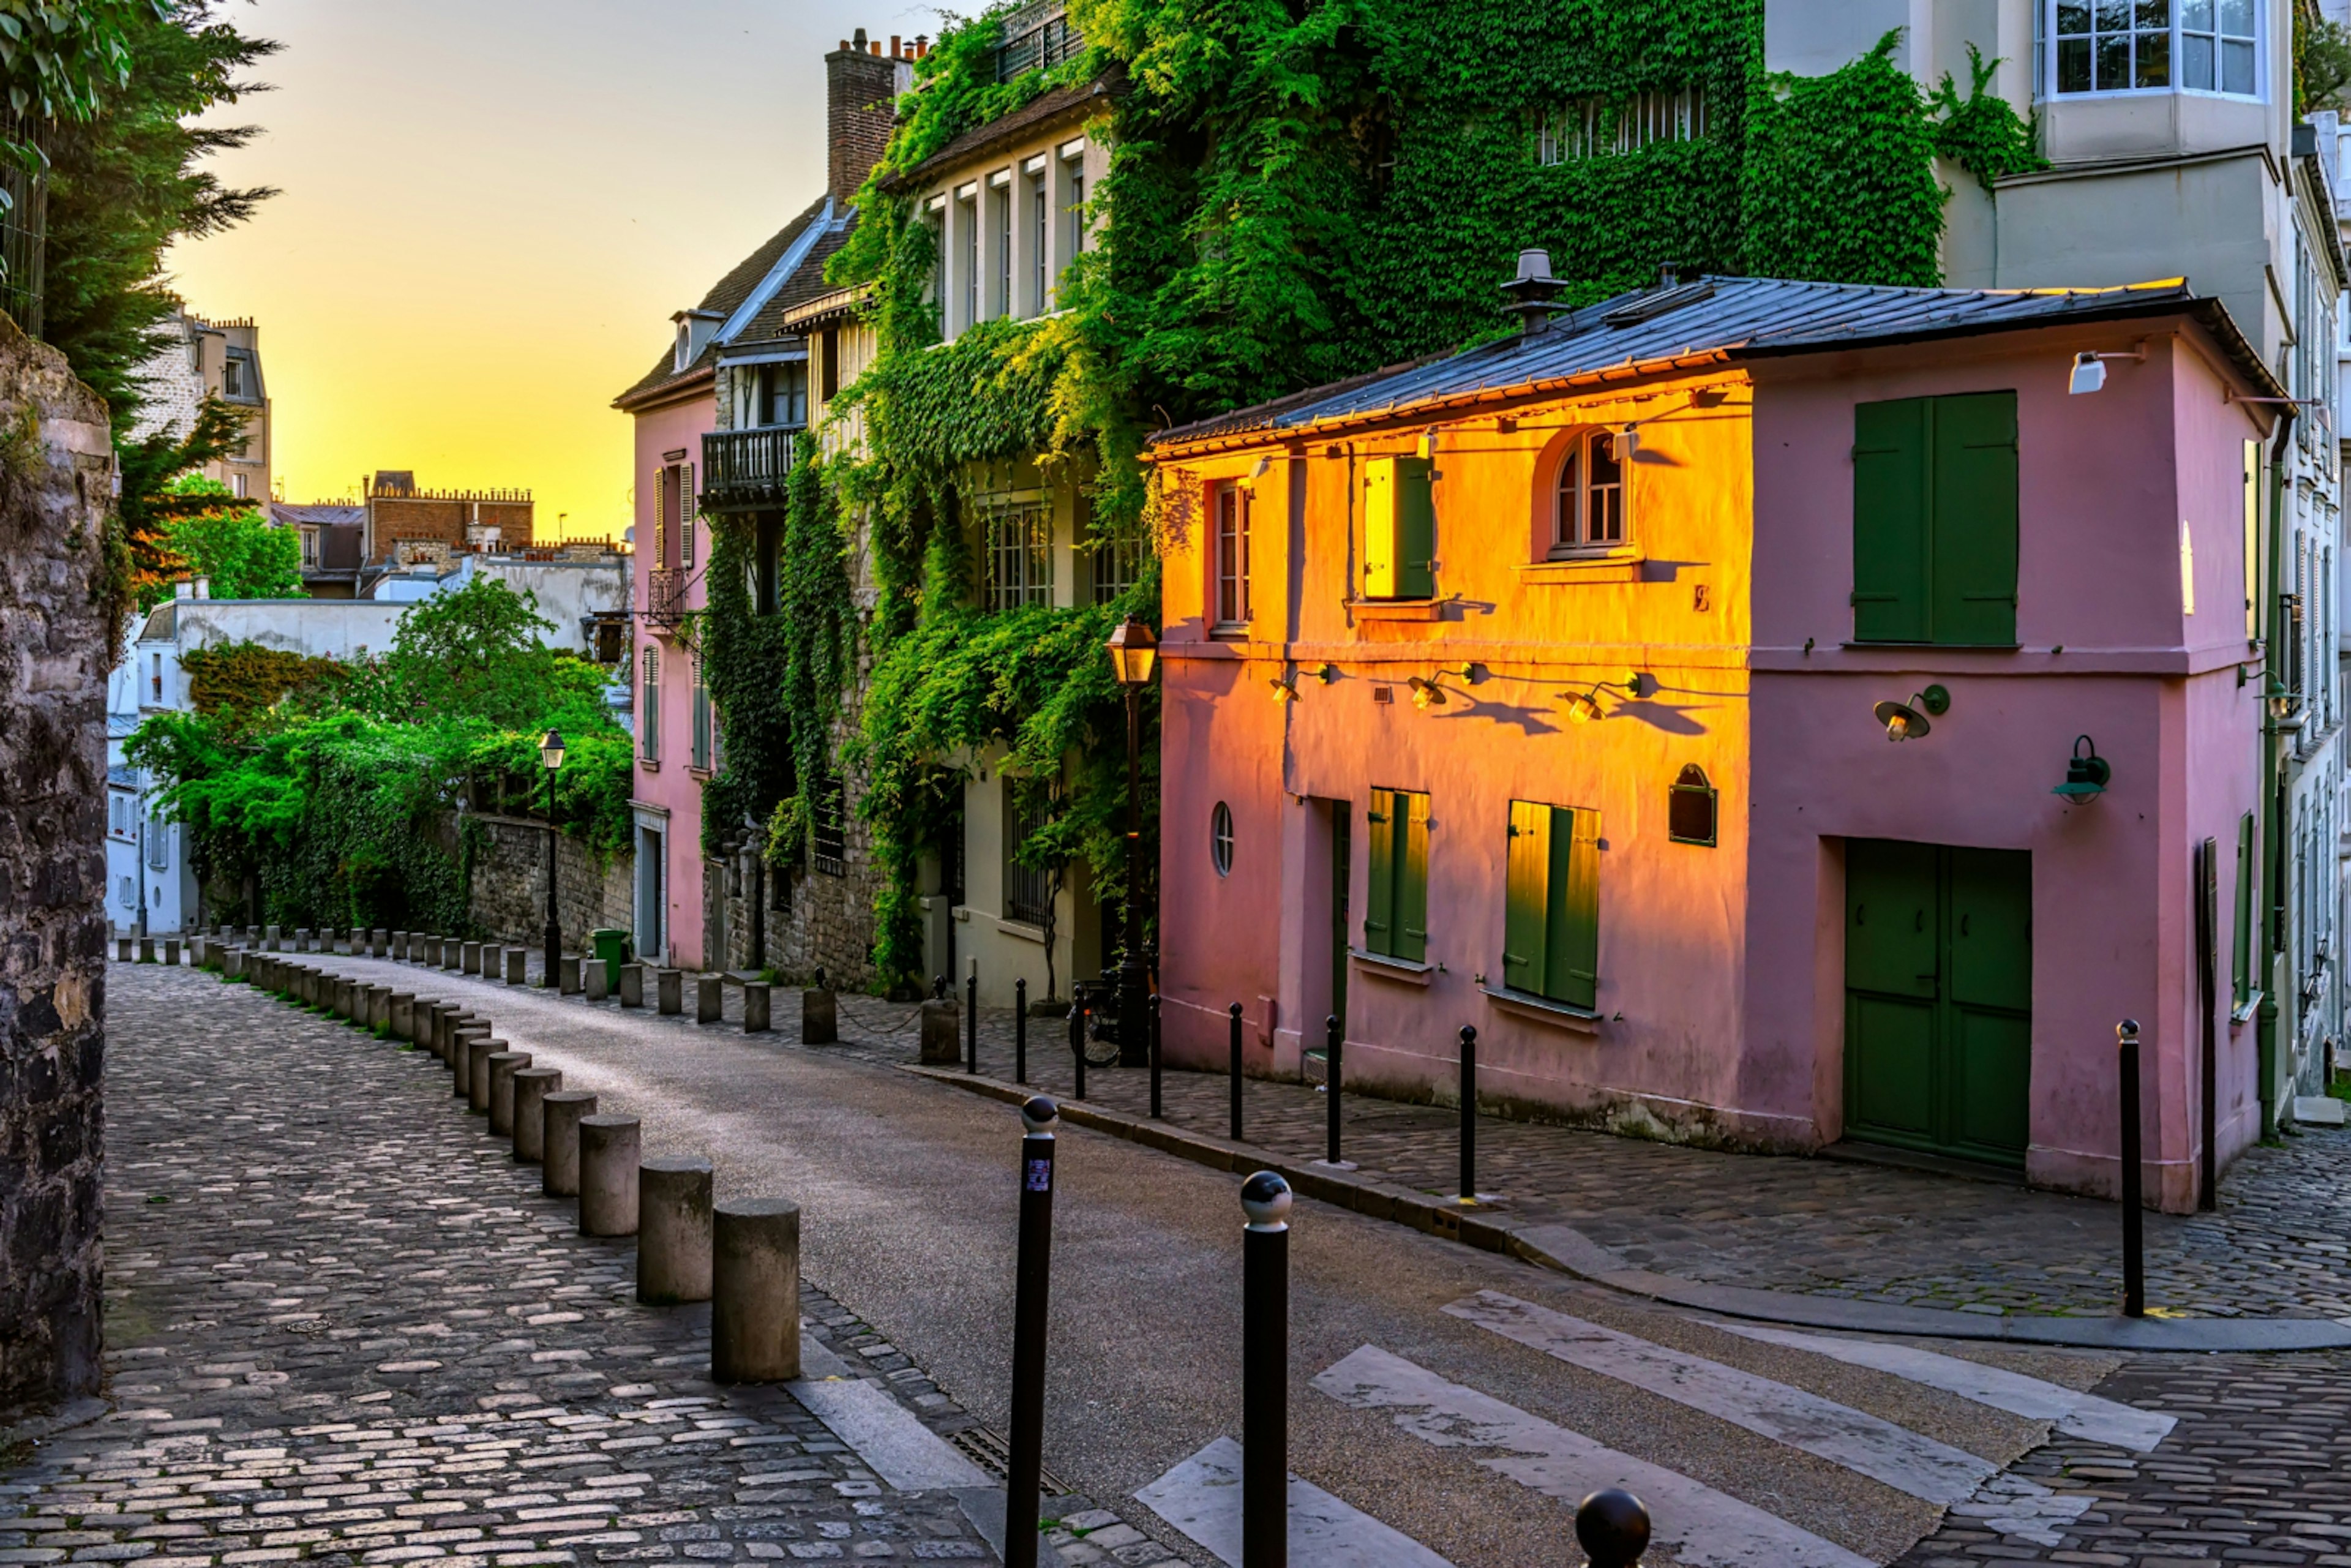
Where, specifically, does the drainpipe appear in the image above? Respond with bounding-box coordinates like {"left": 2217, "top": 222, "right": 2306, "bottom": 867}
{"left": 2258, "top": 408, "right": 2298, "bottom": 1139}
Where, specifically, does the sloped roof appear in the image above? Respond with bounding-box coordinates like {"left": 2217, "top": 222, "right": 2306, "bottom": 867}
{"left": 1152, "top": 275, "right": 2282, "bottom": 450}
{"left": 268, "top": 503, "right": 364, "bottom": 529}
{"left": 721, "top": 222, "right": 860, "bottom": 348}
{"left": 885, "top": 69, "right": 1122, "bottom": 193}
{"left": 614, "top": 195, "right": 833, "bottom": 409}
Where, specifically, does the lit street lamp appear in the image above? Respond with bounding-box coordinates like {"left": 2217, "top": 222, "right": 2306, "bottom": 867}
{"left": 1105, "top": 615, "right": 1158, "bottom": 1067}
{"left": 540, "top": 727, "right": 565, "bottom": 987}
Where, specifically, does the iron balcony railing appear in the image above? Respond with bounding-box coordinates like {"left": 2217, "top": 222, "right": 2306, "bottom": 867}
{"left": 647, "top": 566, "right": 694, "bottom": 634}
{"left": 700, "top": 426, "right": 799, "bottom": 511}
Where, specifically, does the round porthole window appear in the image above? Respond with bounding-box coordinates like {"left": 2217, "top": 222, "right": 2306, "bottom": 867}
{"left": 1210, "top": 801, "right": 1235, "bottom": 877}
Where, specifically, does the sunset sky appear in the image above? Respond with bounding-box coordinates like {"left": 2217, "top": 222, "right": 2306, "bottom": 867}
{"left": 166, "top": 0, "right": 932, "bottom": 540}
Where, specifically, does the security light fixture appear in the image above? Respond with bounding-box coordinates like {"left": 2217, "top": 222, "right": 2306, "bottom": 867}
{"left": 1250, "top": 455, "right": 1272, "bottom": 479}
{"left": 1105, "top": 615, "right": 1158, "bottom": 687}
{"left": 2068, "top": 344, "right": 2147, "bottom": 396}
{"left": 1872, "top": 685, "right": 1950, "bottom": 742}
{"left": 2052, "top": 734, "right": 2111, "bottom": 798}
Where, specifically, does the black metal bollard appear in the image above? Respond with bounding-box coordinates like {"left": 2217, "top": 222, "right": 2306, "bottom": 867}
{"left": 1577, "top": 1490, "right": 1651, "bottom": 1568}
{"left": 1229, "top": 1001, "right": 1245, "bottom": 1141}
{"left": 933, "top": 974, "right": 947, "bottom": 1000}
{"left": 1458, "top": 1024, "right": 1477, "bottom": 1202}
{"left": 1240, "top": 1172, "right": 1291, "bottom": 1568}
{"left": 1324, "top": 1014, "right": 1347, "bottom": 1168}
{"left": 1149, "top": 992, "right": 1163, "bottom": 1120}
{"left": 1070, "top": 983, "right": 1087, "bottom": 1101}
{"left": 966, "top": 969, "right": 978, "bottom": 1075}
{"left": 1014, "top": 977, "right": 1028, "bottom": 1084}
{"left": 1004, "top": 1096, "right": 1059, "bottom": 1568}
{"left": 2118, "top": 1018, "right": 2145, "bottom": 1318}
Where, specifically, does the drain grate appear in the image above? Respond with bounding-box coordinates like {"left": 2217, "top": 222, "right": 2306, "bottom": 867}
{"left": 947, "top": 1425, "right": 1071, "bottom": 1495}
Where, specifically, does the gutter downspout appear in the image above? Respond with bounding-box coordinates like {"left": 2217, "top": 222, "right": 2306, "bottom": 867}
{"left": 2259, "top": 406, "right": 2298, "bottom": 1139}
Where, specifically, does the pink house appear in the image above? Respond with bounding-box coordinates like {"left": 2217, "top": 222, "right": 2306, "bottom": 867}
{"left": 1147, "top": 271, "right": 2284, "bottom": 1212}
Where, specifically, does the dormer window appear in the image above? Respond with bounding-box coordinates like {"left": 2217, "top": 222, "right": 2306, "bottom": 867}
{"left": 673, "top": 310, "right": 722, "bottom": 373}
{"left": 2044, "top": 0, "right": 2259, "bottom": 98}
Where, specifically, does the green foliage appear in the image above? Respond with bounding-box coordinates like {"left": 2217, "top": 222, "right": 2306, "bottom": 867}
{"left": 153, "top": 474, "right": 300, "bottom": 602}
{"left": 1928, "top": 44, "right": 2046, "bottom": 192}
{"left": 113, "top": 391, "right": 241, "bottom": 617}
{"left": 0, "top": 1, "right": 148, "bottom": 144}
{"left": 179, "top": 638, "right": 342, "bottom": 725}
{"left": 369, "top": 574, "right": 596, "bottom": 731}
{"left": 700, "top": 509, "right": 792, "bottom": 860}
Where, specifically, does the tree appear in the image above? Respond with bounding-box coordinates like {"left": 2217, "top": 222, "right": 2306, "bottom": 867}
{"left": 378, "top": 575, "right": 572, "bottom": 730}
{"left": 153, "top": 474, "right": 299, "bottom": 602}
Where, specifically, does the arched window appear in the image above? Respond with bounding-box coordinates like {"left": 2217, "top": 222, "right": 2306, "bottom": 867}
{"left": 1668, "top": 763, "right": 1716, "bottom": 846}
{"left": 1210, "top": 801, "right": 1235, "bottom": 877}
{"left": 1554, "top": 429, "right": 1626, "bottom": 553}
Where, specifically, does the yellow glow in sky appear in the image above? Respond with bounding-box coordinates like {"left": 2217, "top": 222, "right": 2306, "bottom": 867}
{"left": 165, "top": 0, "right": 931, "bottom": 539}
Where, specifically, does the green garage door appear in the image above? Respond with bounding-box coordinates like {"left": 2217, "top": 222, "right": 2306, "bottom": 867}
{"left": 1845, "top": 840, "right": 2031, "bottom": 1166}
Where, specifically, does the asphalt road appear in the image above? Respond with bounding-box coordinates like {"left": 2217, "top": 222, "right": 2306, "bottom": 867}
{"left": 288, "top": 956, "right": 2129, "bottom": 1568}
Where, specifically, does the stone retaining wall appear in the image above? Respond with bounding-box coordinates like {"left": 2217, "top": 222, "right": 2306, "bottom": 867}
{"left": 460, "top": 812, "right": 632, "bottom": 950}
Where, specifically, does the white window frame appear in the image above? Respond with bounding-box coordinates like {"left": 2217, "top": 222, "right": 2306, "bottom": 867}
{"left": 1553, "top": 429, "right": 1627, "bottom": 554}
{"left": 2038, "top": 0, "right": 2262, "bottom": 102}
{"left": 1213, "top": 482, "right": 1251, "bottom": 629}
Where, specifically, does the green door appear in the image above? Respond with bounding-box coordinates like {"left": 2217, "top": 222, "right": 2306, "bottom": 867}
{"left": 1845, "top": 840, "right": 2031, "bottom": 1166}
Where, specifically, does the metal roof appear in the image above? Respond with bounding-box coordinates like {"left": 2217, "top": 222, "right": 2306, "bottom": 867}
{"left": 1152, "top": 274, "right": 2278, "bottom": 449}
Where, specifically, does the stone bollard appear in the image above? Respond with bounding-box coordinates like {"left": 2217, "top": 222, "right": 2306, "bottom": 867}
{"left": 512, "top": 1067, "right": 561, "bottom": 1163}
{"left": 331, "top": 978, "right": 350, "bottom": 1018}
{"left": 658, "top": 969, "right": 683, "bottom": 1015}
{"left": 389, "top": 992, "right": 415, "bottom": 1041}
{"left": 392, "top": 930, "right": 407, "bottom": 959}
{"left": 223, "top": 948, "right": 247, "bottom": 981}
{"left": 696, "top": 975, "right": 722, "bottom": 1025}
{"left": 467, "top": 1033, "right": 502, "bottom": 1111}
{"left": 504, "top": 947, "right": 526, "bottom": 985}
{"left": 585, "top": 958, "right": 609, "bottom": 1002}
{"left": 918, "top": 995, "right": 961, "bottom": 1065}
{"left": 487, "top": 1051, "right": 532, "bottom": 1136}
{"left": 162, "top": 937, "right": 179, "bottom": 967}
{"left": 712, "top": 1199, "right": 801, "bottom": 1382}
{"left": 743, "top": 983, "right": 771, "bottom": 1034}
{"left": 638, "top": 1157, "right": 714, "bottom": 1305}
{"left": 444, "top": 938, "right": 463, "bottom": 971}
{"left": 295, "top": 928, "right": 312, "bottom": 953}
{"left": 115, "top": 935, "right": 132, "bottom": 963}
{"left": 368, "top": 985, "right": 391, "bottom": 1029}
{"left": 448, "top": 1020, "right": 482, "bottom": 1088}
{"left": 373, "top": 928, "right": 389, "bottom": 958}
{"left": 462, "top": 940, "right": 482, "bottom": 976}
{"left": 320, "top": 927, "right": 337, "bottom": 954}
{"left": 618, "top": 964, "right": 644, "bottom": 1008}
{"left": 803, "top": 983, "right": 838, "bottom": 1045}
{"left": 411, "top": 933, "right": 431, "bottom": 963}
{"left": 560, "top": 954, "right": 582, "bottom": 995}
{"left": 266, "top": 924, "right": 281, "bottom": 951}
{"left": 542, "top": 1091, "right": 598, "bottom": 1197}
{"left": 578, "top": 1116, "right": 642, "bottom": 1237}
{"left": 137, "top": 936, "right": 154, "bottom": 965}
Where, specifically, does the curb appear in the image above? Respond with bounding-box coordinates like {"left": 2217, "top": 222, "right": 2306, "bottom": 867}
{"left": 901, "top": 1064, "right": 2351, "bottom": 1353}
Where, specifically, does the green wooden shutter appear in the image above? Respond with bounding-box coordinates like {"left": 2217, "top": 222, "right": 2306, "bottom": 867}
{"left": 2233, "top": 810, "right": 2254, "bottom": 1007}
{"left": 1397, "top": 791, "right": 1430, "bottom": 962}
{"left": 1853, "top": 399, "right": 1929, "bottom": 642}
{"left": 1550, "top": 806, "right": 1600, "bottom": 1010}
{"left": 1502, "top": 800, "right": 1551, "bottom": 995}
{"left": 1927, "top": 392, "right": 2019, "bottom": 646}
{"left": 1363, "top": 790, "right": 1395, "bottom": 956}
{"left": 1396, "top": 457, "right": 1436, "bottom": 599}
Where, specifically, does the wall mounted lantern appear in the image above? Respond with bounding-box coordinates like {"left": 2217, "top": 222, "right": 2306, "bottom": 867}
{"left": 2052, "top": 734, "right": 2111, "bottom": 799}
{"left": 1407, "top": 675, "right": 1447, "bottom": 710}
{"left": 1561, "top": 671, "right": 1644, "bottom": 725}
{"left": 1269, "top": 675, "right": 1298, "bottom": 703}
{"left": 2068, "top": 343, "right": 2146, "bottom": 396}
{"left": 1872, "top": 684, "right": 1949, "bottom": 741}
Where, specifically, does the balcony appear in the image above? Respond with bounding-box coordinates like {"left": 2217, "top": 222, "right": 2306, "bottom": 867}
{"left": 647, "top": 566, "right": 693, "bottom": 636}
{"left": 701, "top": 426, "right": 799, "bottom": 512}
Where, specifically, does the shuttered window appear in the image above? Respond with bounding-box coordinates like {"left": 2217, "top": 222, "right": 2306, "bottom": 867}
{"left": 1851, "top": 392, "right": 2019, "bottom": 645}
{"left": 2232, "top": 809, "right": 2255, "bottom": 1008}
{"left": 1363, "top": 456, "right": 1436, "bottom": 601}
{"left": 1502, "top": 800, "right": 1600, "bottom": 1010}
{"left": 1363, "top": 787, "right": 1430, "bottom": 962}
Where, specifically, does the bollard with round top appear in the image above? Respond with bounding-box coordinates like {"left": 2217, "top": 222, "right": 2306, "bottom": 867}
{"left": 114, "top": 935, "right": 131, "bottom": 963}
{"left": 1003, "top": 1096, "right": 1059, "bottom": 1568}
{"left": 559, "top": 953, "right": 582, "bottom": 995}
{"left": 919, "top": 983, "right": 959, "bottom": 1065}
{"left": 579, "top": 1115, "right": 642, "bottom": 1236}
{"left": 511, "top": 1067, "right": 561, "bottom": 1162}
{"left": 462, "top": 939, "right": 482, "bottom": 976}
{"left": 1229, "top": 1001, "right": 1245, "bottom": 1141}
{"left": 162, "top": 937, "right": 180, "bottom": 968}
{"left": 137, "top": 936, "right": 155, "bottom": 965}
{"left": 2119, "top": 1017, "right": 2145, "bottom": 1318}
{"left": 389, "top": 992, "right": 415, "bottom": 1041}
{"left": 372, "top": 928, "right": 389, "bottom": 958}
{"left": 711, "top": 1198, "right": 800, "bottom": 1382}
{"left": 637, "top": 1155, "right": 714, "bottom": 1305}
{"left": 487, "top": 1051, "right": 533, "bottom": 1136}
{"left": 1241, "top": 1171, "right": 1291, "bottom": 1568}
{"left": 542, "top": 1091, "right": 598, "bottom": 1197}
{"left": 1576, "top": 1490, "right": 1651, "bottom": 1568}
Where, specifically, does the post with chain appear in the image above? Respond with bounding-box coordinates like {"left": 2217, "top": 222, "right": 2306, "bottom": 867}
{"left": 1003, "top": 1097, "right": 1059, "bottom": 1568}
{"left": 2118, "top": 1018, "right": 2145, "bottom": 1318}
{"left": 1014, "top": 977, "right": 1028, "bottom": 1084}
{"left": 1240, "top": 1172, "right": 1291, "bottom": 1568}
{"left": 1229, "top": 1001, "right": 1245, "bottom": 1141}
{"left": 1458, "top": 1025, "right": 1477, "bottom": 1203}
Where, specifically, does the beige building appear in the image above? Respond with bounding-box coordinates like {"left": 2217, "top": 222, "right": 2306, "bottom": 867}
{"left": 127, "top": 306, "right": 272, "bottom": 500}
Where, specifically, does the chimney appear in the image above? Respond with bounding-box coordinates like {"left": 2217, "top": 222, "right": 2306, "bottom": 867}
{"left": 173, "top": 579, "right": 193, "bottom": 601}
{"left": 827, "top": 28, "right": 907, "bottom": 206}
{"left": 192, "top": 576, "right": 210, "bottom": 599}
{"left": 1501, "top": 249, "right": 1562, "bottom": 336}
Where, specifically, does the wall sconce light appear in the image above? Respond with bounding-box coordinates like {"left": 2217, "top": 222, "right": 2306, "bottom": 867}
{"left": 2068, "top": 344, "right": 2147, "bottom": 396}
{"left": 1872, "top": 684, "right": 1950, "bottom": 742}
{"left": 1269, "top": 675, "right": 1298, "bottom": 703}
{"left": 1416, "top": 430, "right": 1439, "bottom": 461}
{"left": 1407, "top": 675, "right": 1447, "bottom": 710}
{"left": 2052, "top": 734, "right": 2110, "bottom": 798}
{"left": 1561, "top": 670, "right": 1641, "bottom": 724}
{"left": 1313, "top": 663, "right": 1338, "bottom": 683}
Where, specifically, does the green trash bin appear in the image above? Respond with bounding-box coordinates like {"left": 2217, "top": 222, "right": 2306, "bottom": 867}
{"left": 590, "top": 928, "right": 632, "bottom": 972}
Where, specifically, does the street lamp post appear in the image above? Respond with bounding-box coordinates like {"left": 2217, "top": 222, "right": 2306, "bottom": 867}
{"left": 1104, "top": 615, "right": 1158, "bottom": 1067}
{"left": 540, "top": 728, "right": 566, "bottom": 988}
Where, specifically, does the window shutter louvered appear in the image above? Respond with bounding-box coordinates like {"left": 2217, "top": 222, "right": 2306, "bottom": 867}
{"left": 1363, "top": 790, "right": 1395, "bottom": 953}
{"left": 1553, "top": 806, "right": 1600, "bottom": 1010}
{"left": 684, "top": 463, "right": 698, "bottom": 568}
{"left": 1396, "top": 456, "right": 1436, "bottom": 599}
{"left": 1927, "top": 391, "right": 2019, "bottom": 646}
{"left": 1852, "top": 398, "right": 1930, "bottom": 642}
{"left": 1502, "top": 800, "right": 1551, "bottom": 995}
{"left": 1397, "top": 790, "right": 1431, "bottom": 962}
{"left": 2232, "top": 810, "right": 2255, "bottom": 1007}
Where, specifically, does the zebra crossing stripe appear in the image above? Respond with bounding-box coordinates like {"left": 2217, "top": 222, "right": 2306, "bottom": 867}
{"left": 1311, "top": 1345, "right": 1872, "bottom": 1568}
{"left": 1134, "top": 1435, "right": 1457, "bottom": 1568}
{"left": 1707, "top": 1321, "right": 2175, "bottom": 1452}
{"left": 1442, "top": 1291, "right": 1993, "bottom": 1505}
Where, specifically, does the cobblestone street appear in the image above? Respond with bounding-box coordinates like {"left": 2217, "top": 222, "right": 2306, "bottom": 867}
{"left": 0, "top": 964, "right": 1002, "bottom": 1568}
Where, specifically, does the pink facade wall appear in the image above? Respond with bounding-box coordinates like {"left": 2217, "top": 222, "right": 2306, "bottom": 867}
{"left": 1153, "top": 315, "right": 2271, "bottom": 1210}
{"left": 630, "top": 389, "right": 714, "bottom": 969}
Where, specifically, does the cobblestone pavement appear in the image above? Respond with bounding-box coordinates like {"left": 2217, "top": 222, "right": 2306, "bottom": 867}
{"left": 402, "top": 943, "right": 2351, "bottom": 1323}
{"left": 1899, "top": 1349, "right": 2351, "bottom": 1568}
{"left": 0, "top": 962, "right": 1176, "bottom": 1568}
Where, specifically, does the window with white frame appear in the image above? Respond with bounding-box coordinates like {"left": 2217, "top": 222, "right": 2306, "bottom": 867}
{"left": 1060, "top": 151, "right": 1086, "bottom": 266}
{"left": 1213, "top": 482, "right": 1251, "bottom": 628}
{"left": 959, "top": 190, "right": 980, "bottom": 333}
{"left": 2044, "top": 0, "right": 2259, "bottom": 97}
{"left": 1554, "top": 429, "right": 1626, "bottom": 552}
{"left": 992, "top": 177, "right": 1013, "bottom": 320}
{"left": 980, "top": 501, "right": 1054, "bottom": 612}
{"left": 148, "top": 816, "right": 168, "bottom": 869}
{"left": 1030, "top": 167, "right": 1049, "bottom": 315}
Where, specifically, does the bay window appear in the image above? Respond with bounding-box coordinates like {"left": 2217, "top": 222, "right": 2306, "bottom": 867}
{"left": 2045, "top": 1, "right": 2259, "bottom": 97}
